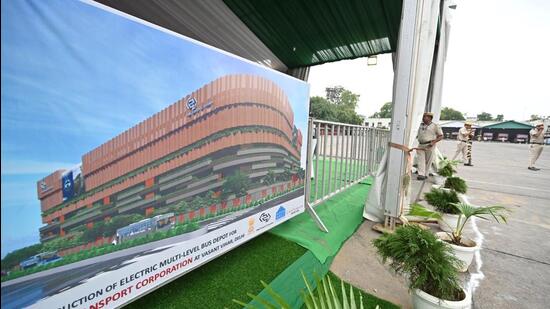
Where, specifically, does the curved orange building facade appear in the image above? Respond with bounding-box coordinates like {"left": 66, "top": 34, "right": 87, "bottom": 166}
{"left": 37, "top": 74, "right": 303, "bottom": 242}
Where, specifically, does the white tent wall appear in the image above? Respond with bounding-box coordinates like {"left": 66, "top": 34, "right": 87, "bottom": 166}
{"left": 364, "top": 0, "right": 445, "bottom": 223}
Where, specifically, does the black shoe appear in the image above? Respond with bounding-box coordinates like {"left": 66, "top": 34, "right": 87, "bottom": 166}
{"left": 417, "top": 175, "right": 427, "bottom": 180}
{"left": 464, "top": 163, "right": 473, "bottom": 166}
{"left": 428, "top": 173, "right": 434, "bottom": 176}
{"left": 528, "top": 167, "right": 540, "bottom": 171}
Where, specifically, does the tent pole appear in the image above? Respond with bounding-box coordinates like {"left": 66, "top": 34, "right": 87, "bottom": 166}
{"left": 383, "top": 0, "right": 420, "bottom": 228}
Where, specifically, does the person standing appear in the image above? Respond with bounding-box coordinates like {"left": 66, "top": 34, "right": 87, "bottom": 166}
{"left": 416, "top": 112, "right": 443, "bottom": 180}
{"left": 528, "top": 121, "right": 545, "bottom": 171}
{"left": 452, "top": 121, "right": 475, "bottom": 164}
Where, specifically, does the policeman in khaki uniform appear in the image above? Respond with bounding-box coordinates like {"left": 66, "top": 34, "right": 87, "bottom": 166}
{"left": 528, "top": 121, "right": 545, "bottom": 171}
{"left": 452, "top": 121, "right": 475, "bottom": 163}
{"left": 416, "top": 112, "right": 443, "bottom": 180}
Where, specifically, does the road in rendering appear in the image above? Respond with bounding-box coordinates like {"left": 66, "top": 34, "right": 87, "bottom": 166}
{"left": 1, "top": 189, "right": 304, "bottom": 309}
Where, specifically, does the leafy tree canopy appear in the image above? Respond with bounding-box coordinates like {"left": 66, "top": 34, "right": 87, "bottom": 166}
{"left": 309, "top": 87, "right": 364, "bottom": 125}
{"left": 370, "top": 102, "right": 392, "bottom": 118}
{"left": 477, "top": 112, "right": 493, "bottom": 121}
{"left": 440, "top": 107, "right": 465, "bottom": 120}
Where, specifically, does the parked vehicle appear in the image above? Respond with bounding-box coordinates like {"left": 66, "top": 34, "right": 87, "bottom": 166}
{"left": 19, "top": 251, "right": 62, "bottom": 269}
{"left": 514, "top": 134, "right": 528, "bottom": 143}
{"left": 112, "top": 212, "right": 175, "bottom": 245}
{"left": 497, "top": 133, "right": 508, "bottom": 142}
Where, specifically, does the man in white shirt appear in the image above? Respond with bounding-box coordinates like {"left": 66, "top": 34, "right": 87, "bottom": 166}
{"left": 452, "top": 122, "right": 475, "bottom": 163}
{"left": 528, "top": 121, "right": 545, "bottom": 171}
{"left": 416, "top": 112, "right": 443, "bottom": 180}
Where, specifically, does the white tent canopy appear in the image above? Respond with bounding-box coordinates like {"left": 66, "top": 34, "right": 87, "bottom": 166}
{"left": 364, "top": 0, "right": 456, "bottom": 224}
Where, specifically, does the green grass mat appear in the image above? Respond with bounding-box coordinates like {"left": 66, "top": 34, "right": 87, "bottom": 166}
{"left": 125, "top": 233, "right": 306, "bottom": 309}
{"left": 310, "top": 157, "right": 365, "bottom": 200}
{"left": 246, "top": 250, "right": 398, "bottom": 309}
{"left": 271, "top": 179, "right": 372, "bottom": 263}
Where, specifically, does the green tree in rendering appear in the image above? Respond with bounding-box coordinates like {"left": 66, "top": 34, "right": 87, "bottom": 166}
{"left": 495, "top": 114, "right": 504, "bottom": 121}
{"left": 1, "top": 244, "right": 43, "bottom": 271}
{"left": 191, "top": 196, "right": 207, "bottom": 210}
{"left": 223, "top": 171, "right": 251, "bottom": 197}
{"left": 440, "top": 107, "right": 465, "bottom": 120}
{"left": 173, "top": 200, "right": 189, "bottom": 213}
{"left": 371, "top": 102, "right": 392, "bottom": 118}
{"left": 262, "top": 170, "right": 277, "bottom": 185}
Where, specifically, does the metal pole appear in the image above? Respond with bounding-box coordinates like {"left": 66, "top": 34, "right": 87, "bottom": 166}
{"left": 336, "top": 125, "right": 343, "bottom": 193}
{"left": 314, "top": 122, "right": 320, "bottom": 204}
{"left": 328, "top": 124, "right": 335, "bottom": 195}
{"left": 304, "top": 118, "right": 328, "bottom": 232}
{"left": 320, "top": 124, "right": 328, "bottom": 201}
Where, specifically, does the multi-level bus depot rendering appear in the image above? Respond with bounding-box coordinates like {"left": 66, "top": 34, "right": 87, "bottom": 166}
{"left": 36, "top": 74, "right": 304, "bottom": 250}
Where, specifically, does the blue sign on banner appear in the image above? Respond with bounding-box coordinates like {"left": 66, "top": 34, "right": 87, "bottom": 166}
{"left": 62, "top": 171, "right": 74, "bottom": 201}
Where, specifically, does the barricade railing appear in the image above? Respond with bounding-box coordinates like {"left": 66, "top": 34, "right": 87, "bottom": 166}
{"left": 304, "top": 118, "right": 390, "bottom": 208}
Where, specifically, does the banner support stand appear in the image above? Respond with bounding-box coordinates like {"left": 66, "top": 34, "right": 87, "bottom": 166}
{"left": 305, "top": 117, "right": 329, "bottom": 233}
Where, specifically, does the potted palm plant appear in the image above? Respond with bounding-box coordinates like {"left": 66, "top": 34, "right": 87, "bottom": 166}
{"left": 443, "top": 177, "right": 467, "bottom": 194}
{"left": 410, "top": 203, "right": 508, "bottom": 272}
{"left": 373, "top": 225, "right": 470, "bottom": 308}
{"left": 424, "top": 188, "right": 461, "bottom": 232}
{"left": 434, "top": 158, "right": 459, "bottom": 185}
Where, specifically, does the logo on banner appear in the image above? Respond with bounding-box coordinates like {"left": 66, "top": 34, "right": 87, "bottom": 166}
{"left": 248, "top": 217, "right": 255, "bottom": 234}
{"left": 259, "top": 212, "right": 271, "bottom": 223}
{"left": 276, "top": 207, "right": 286, "bottom": 220}
{"left": 187, "top": 97, "right": 197, "bottom": 112}
{"left": 61, "top": 171, "right": 74, "bottom": 201}
{"left": 39, "top": 180, "right": 48, "bottom": 192}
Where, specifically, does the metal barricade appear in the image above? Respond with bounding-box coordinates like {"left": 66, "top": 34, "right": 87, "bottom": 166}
{"left": 304, "top": 118, "right": 390, "bottom": 208}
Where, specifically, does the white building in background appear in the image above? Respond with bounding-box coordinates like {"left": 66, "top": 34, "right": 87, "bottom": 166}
{"left": 364, "top": 118, "right": 391, "bottom": 129}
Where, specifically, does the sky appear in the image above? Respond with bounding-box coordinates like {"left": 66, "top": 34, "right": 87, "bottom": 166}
{"left": 309, "top": 0, "right": 550, "bottom": 121}
{"left": 0, "top": 0, "right": 309, "bottom": 257}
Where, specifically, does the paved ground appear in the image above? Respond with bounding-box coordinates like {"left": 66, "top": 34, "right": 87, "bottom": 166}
{"left": 331, "top": 140, "right": 550, "bottom": 309}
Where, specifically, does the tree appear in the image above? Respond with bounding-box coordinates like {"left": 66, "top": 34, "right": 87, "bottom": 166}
{"left": 440, "top": 107, "right": 465, "bottom": 120}
{"left": 371, "top": 102, "right": 392, "bottom": 118}
{"left": 495, "top": 114, "right": 504, "bottom": 121}
{"left": 530, "top": 114, "right": 541, "bottom": 121}
{"left": 309, "top": 87, "right": 364, "bottom": 125}
{"left": 309, "top": 96, "right": 337, "bottom": 121}
{"left": 173, "top": 200, "right": 189, "bottom": 213}
{"left": 222, "top": 171, "right": 251, "bottom": 197}
{"left": 191, "top": 196, "right": 206, "bottom": 210}
{"left": 262, "top": 170, "right": 277, "bottom": 185}
{"left": 476, "top": 112, "right": 493, "bottom": 121}
{"left": 1, "top": 244, "right": 43, "bottom": 271}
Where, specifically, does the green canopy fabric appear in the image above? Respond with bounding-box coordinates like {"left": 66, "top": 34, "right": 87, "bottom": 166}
{"left": 224, "top": 0, "right": 403, "bottom": 68}
{"left": 482, "top": 120, "right": 534, "bottom": 129}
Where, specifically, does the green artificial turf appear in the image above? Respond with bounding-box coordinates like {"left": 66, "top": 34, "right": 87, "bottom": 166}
{"left": 310, "top": 157, "right": 367, "bottom": 202}
{"left": 125, "top": 233, "right": 306, "bottom": 309}
{"left": 272, "top": 179, "right": 372, "bottom": 263}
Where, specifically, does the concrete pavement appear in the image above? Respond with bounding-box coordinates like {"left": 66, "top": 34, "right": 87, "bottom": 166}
{"left": 331, "top": 140, "right": 550, "bottom": 309}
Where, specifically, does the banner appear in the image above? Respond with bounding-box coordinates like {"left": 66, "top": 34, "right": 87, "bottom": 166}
{"left": 0, "top": 1, "right": 310, "bottom": 308}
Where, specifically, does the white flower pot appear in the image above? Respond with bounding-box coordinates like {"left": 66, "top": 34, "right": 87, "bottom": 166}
{"left": 413, "top": 288, "right": 471, "bottom": 309}
{"left": 434, "top": 175, "right": 446, "bottom": 185}
{"left": 436, "top": 232, "right": 479, "bottom": 272}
